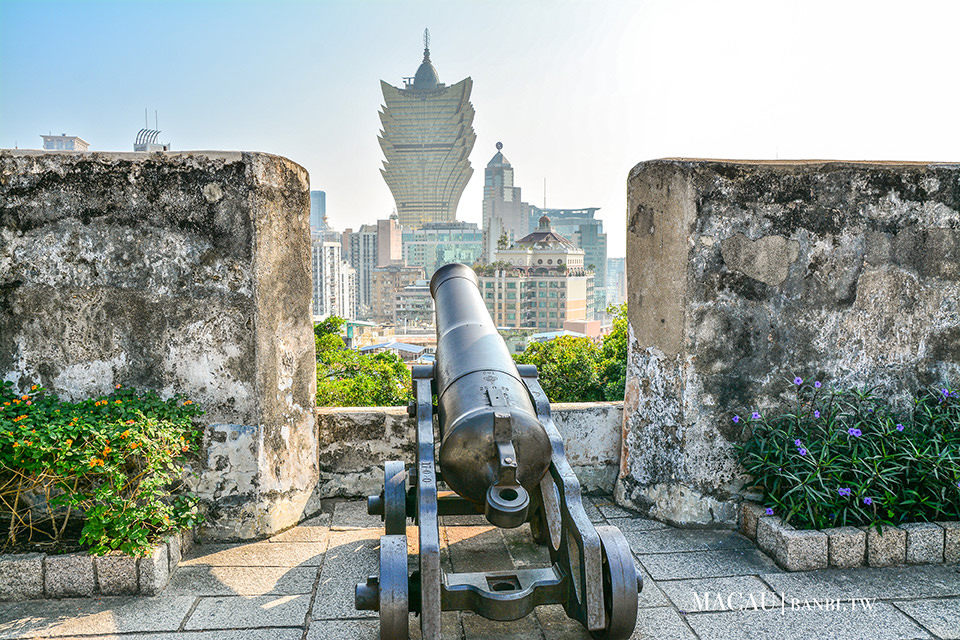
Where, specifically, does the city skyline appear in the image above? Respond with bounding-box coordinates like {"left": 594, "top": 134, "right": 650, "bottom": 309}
{"left": 3, "top": 0, "right": 959, "bottom": 259}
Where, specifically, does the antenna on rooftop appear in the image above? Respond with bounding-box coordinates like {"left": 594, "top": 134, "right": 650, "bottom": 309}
{"left": 424, "top": 28, "right": 430, "bottom": 52}
{"left": 144, "top": 108, "right": 148, "bottom": 129}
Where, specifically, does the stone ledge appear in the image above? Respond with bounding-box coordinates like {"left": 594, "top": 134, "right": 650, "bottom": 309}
{"left": 0, "top": 529, "right": 195, "bottom": 601}
{"left": 740, "top": 502, "right": 958, "bottom": 572}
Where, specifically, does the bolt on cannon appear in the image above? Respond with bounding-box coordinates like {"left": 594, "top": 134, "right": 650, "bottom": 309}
{"left": 356, "top": 263, "right": 641, "bottom": 639}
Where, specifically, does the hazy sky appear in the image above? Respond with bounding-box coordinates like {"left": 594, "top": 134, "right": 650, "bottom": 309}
{"left": 2, "top": 0, "right": 958, "bottom": 258}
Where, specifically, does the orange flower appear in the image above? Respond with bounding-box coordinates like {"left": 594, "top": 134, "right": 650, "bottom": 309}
{"left": 30, "top": 385, "right": 38, "bottom": 391}
{"left": 125, "top": 420, "right": 134, "bottom": 425}
{"left": 89, "top": 458, "right": 100, "bottom": 467}
{"left": 116, "top": 384, "right": 121, "bottom": 389}
{"left": 114, "top": 400, "right": 121, "bottom": 404}
{"left": 120, "top": 430, "right": 130, "bottom": 438}
{"left": 21, "top": 395, "right": 28, "bottom": 401}
{"left": 12, "top": 442, "right": 18, "bottom": 448}
{"left": 181, "top": 445, "right": 189, "bottom": 452}
{"left": 25, "top": 401, "right": 30, "bottom": 406}
{"left": 102, "top": 446, "right": 112, "bottom": 456}
{"left": 130, "top": 442, "right": 140, "bottom": 449}
{"left": 25, "top": 441, "right": 32, "bottom": 446}
{"left": 183, "top": 400, "right": 193, "bottom": 405}
{"left": 65, "top": 439, "right": 73, "bottom": 447}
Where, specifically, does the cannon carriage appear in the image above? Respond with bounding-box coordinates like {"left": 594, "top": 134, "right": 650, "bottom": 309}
{"left": 355, "top": 263, "right": 641, "bottom": 639}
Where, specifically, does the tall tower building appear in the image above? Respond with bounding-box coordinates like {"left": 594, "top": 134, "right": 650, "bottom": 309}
{"left": 482, "top": 142, "right": 529, "bottom": 262}
{"left": 378, "top": 29, "right": 476, "bottom": 229}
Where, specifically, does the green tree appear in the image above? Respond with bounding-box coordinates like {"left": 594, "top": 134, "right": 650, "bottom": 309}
{"left": 513, "top": 336, "right": 604, "bottom": 402}
{"left": 599, "top": 303, "right": 628, "bottom": 401}
{"left": 511, "top": 303, "right": 628, "bottom": 403}
{"left": 315, "top": 318, "right": 412, "bottom": 407}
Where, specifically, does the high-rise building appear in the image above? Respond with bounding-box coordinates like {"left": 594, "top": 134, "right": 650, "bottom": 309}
{"left": 606, "top": 257, "right": 626, "bottom": 308}
{"left": 402, "top": 221, "right": 483, "bottom": 279}
{"left": 41, "top": 134, "right": 89, "bottom": 151}
{"left": 378, "top": 30, "right": 476, "bottom": 229}
{"left": 346, "top": 224, "right": 379, "bottom": 318}
{"left": 310, "top": 191, "right": 327, "bottom": 231}
{"left": 478, "top": 216, "right": 594, "bottom": 331}
{"left": 311, "top": 230, "right": 343, "bottom": 320}
{"left": 482, "top": 142, "right": 529, "bottom": 262}
{"left": 370, "top": 264, "right": 425, "bottom": 324}
{"left": 377, "top": 214, "right": 403, "bottom": 266}
{"left": 528, "top": 206, "right": 607, "bottom": 308}
{"left": 340, "top": 261, "right": 359, "bottom": 320}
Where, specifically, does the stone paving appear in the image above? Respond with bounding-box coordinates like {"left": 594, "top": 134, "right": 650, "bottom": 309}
{"left": 1, "top": 497, "right": 958, "bottom": 639}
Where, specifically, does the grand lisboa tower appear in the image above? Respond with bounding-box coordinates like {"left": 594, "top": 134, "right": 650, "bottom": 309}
{"left": 378, "top": 30, "right": 477, "bottom": 229}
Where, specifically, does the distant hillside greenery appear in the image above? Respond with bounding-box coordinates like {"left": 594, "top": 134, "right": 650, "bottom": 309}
{"left": 315, "top": 317, "right": 412, "bottom": 407}
{"left": 513, "top": 303, "right": 628, "bottom": 403}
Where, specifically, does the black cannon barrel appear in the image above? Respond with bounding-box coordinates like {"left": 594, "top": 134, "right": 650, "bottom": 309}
{"left": 430, "top": 263, "right": 552, "bottom": 528}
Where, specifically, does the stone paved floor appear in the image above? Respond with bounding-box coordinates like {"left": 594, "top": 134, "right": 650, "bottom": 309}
{"left": 1, "top": 496, "right": 959, "bottom": 639}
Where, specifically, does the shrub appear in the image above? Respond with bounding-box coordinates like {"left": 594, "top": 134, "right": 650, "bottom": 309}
{"left": 0, "top": 381, "right": 204, "bottom": 556}
{"left": 736, "top": 379, "right": 960, "bottom": 530}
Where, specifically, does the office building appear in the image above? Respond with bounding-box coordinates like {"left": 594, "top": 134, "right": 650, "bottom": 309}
{"left": 528, "top": 206, "right": 607, "bottom": 308}
{"left": 478, "top": 216, "right": 594, "bottom": 331}
{"left": 310, "top": 191, "right": 327, "bottom": 231}
{"left": 482, "top": 142, "right": 529, "bottom": 262}
{"left": 378, "top": 30, "right": 476, "bottom": 229}
{"left": 41, "top": 134, "right": 89, "bottom": 151}
{"left": 402, "top": 221, "right": 483, "bottom": 279}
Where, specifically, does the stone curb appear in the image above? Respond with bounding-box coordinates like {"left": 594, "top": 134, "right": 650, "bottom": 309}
{"left": 0, "top": 529, "right": 194, "bottom": 601}
{"left": 740, "top": 501, "right": 959, "bottom": 572}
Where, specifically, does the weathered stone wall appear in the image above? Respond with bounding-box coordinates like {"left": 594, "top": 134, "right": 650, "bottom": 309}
{"left": 0, "top": 150, "right": 317, "bottom": 539}
{"left": 316, "top": 402, "right": 623, "bottom": 497}
{"left": 619, "top": 160, "right": 960, "bottom": 527}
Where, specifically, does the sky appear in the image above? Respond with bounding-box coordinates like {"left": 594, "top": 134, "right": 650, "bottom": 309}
{"left": 2, "top": 0, "right": 959, "bottom": 258}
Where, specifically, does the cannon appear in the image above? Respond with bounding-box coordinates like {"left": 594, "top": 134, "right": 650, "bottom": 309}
{"left": 356, "top": 263, "right": 641, "bottom": 639}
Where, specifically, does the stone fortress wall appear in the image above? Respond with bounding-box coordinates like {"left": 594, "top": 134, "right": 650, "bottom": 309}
{"left": 3, "top": 153, "right": 957, "bottom": 537}
{"left": 619, "top": 160, "right": 960, "bottom": 526}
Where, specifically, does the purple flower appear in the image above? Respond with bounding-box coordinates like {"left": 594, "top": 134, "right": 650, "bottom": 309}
{"left": 863, "top": 497, "right": 873, "bottom": 506}
{"left": 794, "top": 439, "right": 802, "bottom": 446}
{"left": 794, "top": 377, "right": 803, "bottom": 385}
{"left": 942, "top": 388, "right": 950, "bottom": 397}
{"left": 838, "top": 487, "right": 852, "bottom": 497}
{"left": 732, "top": 415, "right": 740, "bottom": 424}
{"left": 814, "top": 410, "right": 821, "bottom": 418}
{"left": 896, "top": 423, "right": 904, "bottom": 432}
{"left": 848, "top": 428, "right": 862, "bottom": 437}
{"left": 752, "top": 411, "right": 761, "bottom": 420}
{"left": 765, "top": 507, "right": 774, "bottom": 516}
{"left": 798, "top": 447, "right": 807, "bottom": 456}
{"left": 814, "top": 381, "right": 822, "bottom": 389}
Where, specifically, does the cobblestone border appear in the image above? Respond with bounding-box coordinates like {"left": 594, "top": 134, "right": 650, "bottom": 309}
{"left": 739, "top": 501, "right": 960, "bottom": 571}
{"left": 0, "top": 530, "right": 195, "bottom": 601}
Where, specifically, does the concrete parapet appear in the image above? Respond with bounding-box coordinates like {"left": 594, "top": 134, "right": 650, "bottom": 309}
{"left": 315, "top": 402, "right": 623, "bottom": 498}
{"left": 619, "top": 159, "right": 960, "bottom": 525}
{"left": 0, "top": 151, "right": 317, "bottom": 539}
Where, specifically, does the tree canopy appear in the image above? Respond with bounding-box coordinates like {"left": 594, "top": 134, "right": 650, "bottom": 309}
{"left": 315, "top": 318, "right": 412, "bottom": 407}
{"left": 512, "top": 303, "right": 628, "bottom": 403}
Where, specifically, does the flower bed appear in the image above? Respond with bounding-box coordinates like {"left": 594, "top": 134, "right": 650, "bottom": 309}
{"left": 736, "top": 381, "right": 960, "bottom": 531}
{"left": 0, "top": 382, "right": 203, "bottom": 557}
{"left": 734, "top": 379, "right": 960, "bottom": 571}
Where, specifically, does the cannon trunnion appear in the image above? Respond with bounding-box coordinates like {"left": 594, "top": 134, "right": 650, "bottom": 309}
{"left": 356, "top": 263, "right": 641, "bottom": 639}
